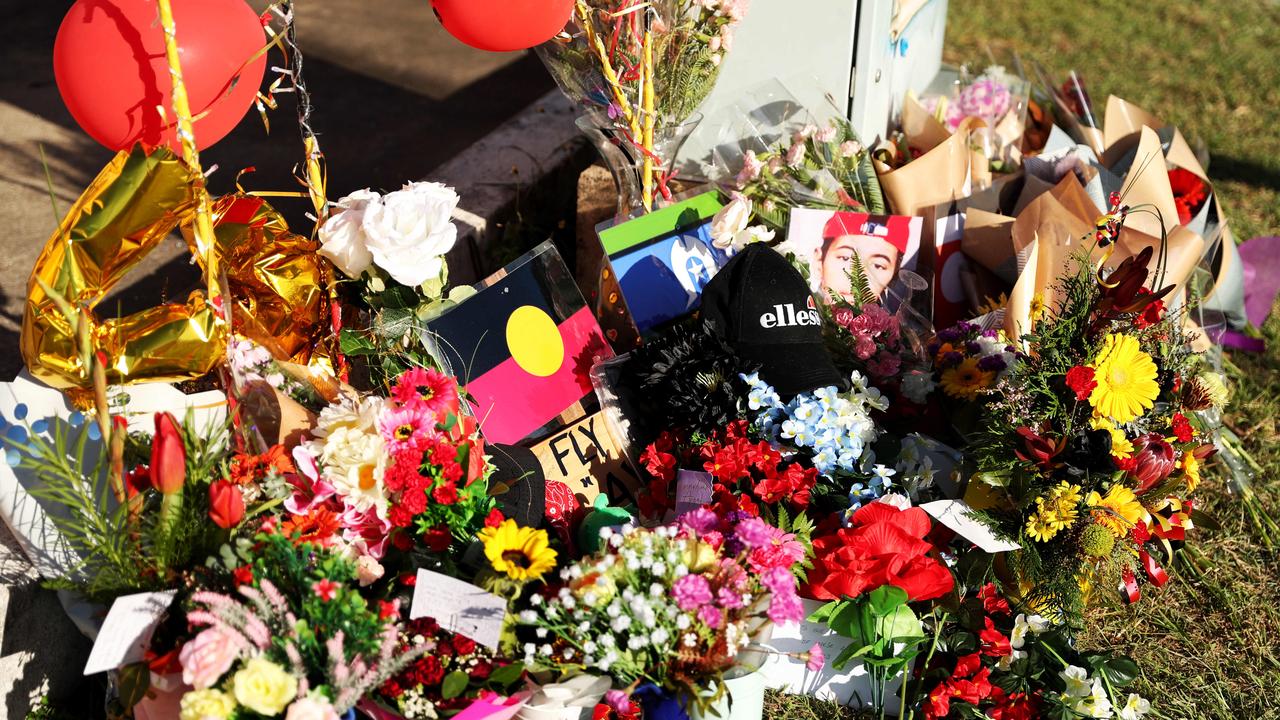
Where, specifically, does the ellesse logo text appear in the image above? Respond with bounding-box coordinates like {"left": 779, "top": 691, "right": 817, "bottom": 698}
{"left": 760, "top": 303, "right": 820, "bottom": 328}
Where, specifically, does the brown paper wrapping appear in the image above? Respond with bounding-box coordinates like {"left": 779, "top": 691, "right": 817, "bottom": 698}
{"left": 1002, "top": 185, "right": 1205, "bottom": 343}
{"left": 875, "top": 112, "right": 984, "bottom": 217}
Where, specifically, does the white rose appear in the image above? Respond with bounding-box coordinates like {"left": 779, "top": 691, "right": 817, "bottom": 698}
{"left": 710, "top": 194, "right": 752, "bottom": 249}
{"left": 318, "top": 189, "right": 380, "bottom": 278}
{"left": 362, "top": 181, "right": 459, "bottom": 288}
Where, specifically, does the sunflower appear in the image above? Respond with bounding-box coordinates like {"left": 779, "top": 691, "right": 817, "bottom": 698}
{"left": 939, "top": 357, "right": 996, "bottom": 400}
{"left": 1088, "top": 334, "right": 1159, "bottom": 423}
{"left": 1086, "top": 485, "right": 1147, "bottom": 537}
{"left": 478, "top": 519, "right": 557, "bottom": 582}
{"left": 1089, "top": 416, "right": 1134, "bottom": 458}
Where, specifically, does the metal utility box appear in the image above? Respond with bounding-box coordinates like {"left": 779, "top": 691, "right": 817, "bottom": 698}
{"left": 683, "top": 0, "right": 949, "bottom": 175}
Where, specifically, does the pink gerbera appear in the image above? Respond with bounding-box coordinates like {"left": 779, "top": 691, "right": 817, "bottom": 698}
{"left": 378, "top": 405, "right": 438, "bottom": 452}
{"left": 391, "top": 367, "right": 461, "bottom": 418}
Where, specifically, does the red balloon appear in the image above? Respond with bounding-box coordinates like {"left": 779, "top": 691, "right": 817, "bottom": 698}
{"left": 431, "top": 0, "right": 573, "bottom": 52}
{"left": 54, "top": 0, "right": 267, "bottom": 153}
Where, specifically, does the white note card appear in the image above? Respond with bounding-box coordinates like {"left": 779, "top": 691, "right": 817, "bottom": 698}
{"left": 410, "top": 568, "right": 508, "bottom": 650}
{"left": 83, "top": 590, "right": 177, "bottom": 675}
{"left": 921, "top": 499, "right": 1022, "bottom": 553}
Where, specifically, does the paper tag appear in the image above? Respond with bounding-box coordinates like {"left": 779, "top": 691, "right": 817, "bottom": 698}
{"left": 921, "top": 499, "right": 1022, "bottom": 553}
{"left": 673, "top": 469, "right": 714, "bottom": 516}
{"left": 410, "top": 569, "right": 508, "bottom": 650}
{"left": 83, "top": 590, "right": 177, "bottom": 675}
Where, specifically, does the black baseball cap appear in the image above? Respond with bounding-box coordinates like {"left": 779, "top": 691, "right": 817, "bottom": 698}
{"left": 700, "top": 245, "right": 848, "bottom": 398}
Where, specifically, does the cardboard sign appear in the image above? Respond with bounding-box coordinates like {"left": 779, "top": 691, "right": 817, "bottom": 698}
{"left": 529, "top": 411, "right": 642, "bottom": 508}
{"left": 83, "top": 590, "right": 177, "bottom": 675}
{"left": 410, "top": 569, "right": 507, "bottom": 650}
{"left": 757, "top": 598, "right": 906, "bottom": 711}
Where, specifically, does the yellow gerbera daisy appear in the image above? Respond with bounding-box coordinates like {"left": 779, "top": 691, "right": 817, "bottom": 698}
{"left": 1180, "top": 451, "right": 1202, "bottom": 492}
{"left": 1089, "top": 416, "right": 1134, "bottom": 458}
{"left": 1088, "top": 334, "right": 1159, "bottom": 423}
{"left": 478, "top": 520, "right": 557, "bottom": 582}
{"left": 939, "top": 357, "right": 996, "bottom": 400}
{"left": 1086, "top": 485, "right": 1148, "bottom": 538}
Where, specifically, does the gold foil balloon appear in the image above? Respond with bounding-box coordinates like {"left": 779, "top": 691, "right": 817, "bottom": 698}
{"left": 22, "top": 145, "right": 332, "bottom": 392}
{"left": 203, "top": 194, "right": 331, "bottom": 366}
{"left": 22, "top": 146, "right": 224, "bottom": 391}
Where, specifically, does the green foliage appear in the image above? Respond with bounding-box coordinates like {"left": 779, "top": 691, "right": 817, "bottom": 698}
{"left": 737, "top": 116, "right": 887, "bottom": 231}
{"left": 6, "top": 410, "right": 231, "bottom": 603}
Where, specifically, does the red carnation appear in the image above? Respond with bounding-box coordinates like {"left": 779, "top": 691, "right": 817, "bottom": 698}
{"left": 1171, "top": 412, "right": 1194, "bottom": 443}
{"left": 1065, "top": 366, "right": 1097, "bottom": 402}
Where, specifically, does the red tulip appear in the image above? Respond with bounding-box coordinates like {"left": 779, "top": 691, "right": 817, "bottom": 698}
{"left": 150, "top": 413, "right": 186, "bottom": 494}
{"left": 208, "top": 480, "right": 245, "bottom": 529}
{"left": 1129, "top": 433, "right": 1177, "bottom": 493}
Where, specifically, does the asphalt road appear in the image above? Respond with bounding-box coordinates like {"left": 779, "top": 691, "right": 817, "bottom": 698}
{"left": 0, "top": 0, "right": 555, "bottom": 380}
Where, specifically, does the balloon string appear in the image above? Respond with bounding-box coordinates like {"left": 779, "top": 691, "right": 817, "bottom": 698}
{"left": 155, "top": 0, "right": 223, "bottom": 315}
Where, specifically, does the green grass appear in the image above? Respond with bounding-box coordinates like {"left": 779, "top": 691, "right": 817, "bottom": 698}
{"left": 770, "top": 1, "right": 1280, "bottom": 718}
{"left": 953, "top": 3, "right": 1280, "bottom": 717}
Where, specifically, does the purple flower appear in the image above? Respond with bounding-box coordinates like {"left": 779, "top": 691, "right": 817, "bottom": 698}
{"left": 767, "top": 588, "right": 804, "bottom": 625}
{"left": 673, "top": 574, "right": 713, "bottom": 611}
{"left": 941, "top": 351, "right": 965, "bottom": 367}
{"left": 977, "top": 354, "right": 1008, "bottom": 372}
{"left": 604, "top": 690, "right": 635, "bottom": 714}
{"left": 760, "top": 566, "right": 796, "bottom": 595}
{"left": 936, "top": 327, "right": 964, "bottom": 344}
{"left": 735, "top": 517, "right": 774, "bottom": 549}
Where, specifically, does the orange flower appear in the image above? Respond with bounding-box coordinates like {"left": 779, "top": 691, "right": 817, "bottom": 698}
{"left": 281, "top": 507, "right": 342, "bottom": 546}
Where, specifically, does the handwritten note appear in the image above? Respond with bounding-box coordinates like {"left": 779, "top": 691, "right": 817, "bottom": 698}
{"left": 410, "top": 569, "right": 508, "bottom": 650}
{"left": 921, "top": 499, "right": 1022, "bottom": 553}
{"left": 83, "top": 590, "right": 177, "bottom": 675}
{"left": 673, "top": 469, "right": 714, "bottom": 516}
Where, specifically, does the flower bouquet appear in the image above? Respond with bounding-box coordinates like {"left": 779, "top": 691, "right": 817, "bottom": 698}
{"left": 728, "top": 116, "right": 887, "bottom": 232}
{"left": 915, "top": 65, "right": 1033, "bottom": 172}
{"left": 317, "top": 183, "right": 473, "bottom": 386}
{"left": 515, "top": 512, "right": 807, "bottom": 719}
{"left": 773, "top": 498, "right": 953, "bottom": 714}
{"left": 536, "top": 0, "right": 749, "bottom": 210}
{"left": 962, "top": 218, "right": 1219, "bottom": 619}
{"left": 289, "top": 367, "right": 492, "bottom": 576}
{"left": 916, "top": 583, "right": 1150, "bottom": 720}
{"left": 175, "top": 531, "right": 428, "bottom": 719}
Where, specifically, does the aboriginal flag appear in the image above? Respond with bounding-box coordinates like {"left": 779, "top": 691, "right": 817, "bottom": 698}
{"left": 425, "top": 242, "right": 613, "bottom": 445}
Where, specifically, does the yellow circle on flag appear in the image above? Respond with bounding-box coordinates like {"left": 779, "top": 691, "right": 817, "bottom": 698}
{"left": 506, "top": 305, "right": 565, "bottom": 377}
